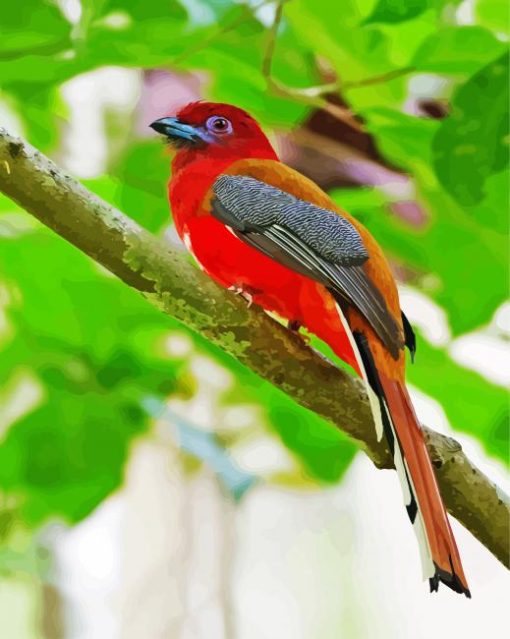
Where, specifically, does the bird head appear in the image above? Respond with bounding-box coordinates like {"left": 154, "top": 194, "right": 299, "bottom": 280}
{"left": 150, "top": 101, "right": 278, "bottom": 169}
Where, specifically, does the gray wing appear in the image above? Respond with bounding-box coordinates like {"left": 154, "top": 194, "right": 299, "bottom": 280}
{"left": 211, "top": 174, "right": 403, "bottom": 358}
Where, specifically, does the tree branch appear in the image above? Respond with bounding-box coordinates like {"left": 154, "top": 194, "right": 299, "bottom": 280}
{"left": 0, "top": 128, "right": 508, "bottom": 569}
{"left": 342, "top": 65, "right": 416, "bottom": 90}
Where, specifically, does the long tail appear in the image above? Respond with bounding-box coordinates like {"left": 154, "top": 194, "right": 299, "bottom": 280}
{"left": 381, "top": 373, "right": 470, "bottom": 595}
{"left": 336, "top": 307, "right": 470, "bottom": 596}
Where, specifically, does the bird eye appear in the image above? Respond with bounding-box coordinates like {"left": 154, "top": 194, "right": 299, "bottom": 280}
{"left": 206, "top": 116, "right": 232, "bottom": 134}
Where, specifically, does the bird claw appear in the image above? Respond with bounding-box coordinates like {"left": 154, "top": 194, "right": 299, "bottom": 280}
{"left": 287, "top": 319, "right": 311, "bottom": 344}
{"left": 228, "top": 285, "right": 253, "bottom": 308}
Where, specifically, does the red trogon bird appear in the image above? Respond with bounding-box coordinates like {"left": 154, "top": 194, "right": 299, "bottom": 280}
{"left": 151, "top": 101, "right": 470, "bottom": 596}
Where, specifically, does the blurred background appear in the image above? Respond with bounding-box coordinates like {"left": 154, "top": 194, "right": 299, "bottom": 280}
{"left": 0, "top": 1, "right": 509, "bottom": 637}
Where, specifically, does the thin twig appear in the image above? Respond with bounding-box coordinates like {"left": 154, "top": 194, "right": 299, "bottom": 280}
{"left": 342, "top": 65, "right": 416, "bottom": 90}
{"left": 261, "top": 2, "right": 414, "bottom": 127}
{"left": 261, "top": 1, "right": 364, "bottom": 132}
{"left": 261, "top": 0, "right": 285, "bottom": 79}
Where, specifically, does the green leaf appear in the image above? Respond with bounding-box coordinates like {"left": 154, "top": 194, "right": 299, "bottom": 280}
{"left": 468, "top": 168, "right": 509, "bottom": 235}
{"left": 0, "top": 387, "right": 147, "bottom": 524}
{"left": 0, "top": 228, "right": 184, "bottom": 525}
{"left": 413, "top": 26, "right": 506, "bottom": 74}
{"left": 93, "top": 0, "right": 188, "bottom": 21}
{"left": 76, "top": 0, "right": 236, "bottom": 72}
{"left": 285, "top": 0, "right": 433, "bottom": 113}
{"left": 363, "top": 107, "right": 439, "bottom": 170}
{"left": 0, "top": 1, "right": 71, "bottom": 58}
{"left": 361, "top": 106, "right": 508, "bottom": 334}
{"left": 7, "top": 85, "right": 64, "bottom": 152}
{"left": 407, "top": 331, "right": 509, "bottom": 464}
{"left": 82, "top": 22, "right": 194, "bottom": 68}
{"left": 475, "top": 0, "right": 510, "bottom": 36}
{"left": 331, "top": 179, "right": 507, "bottom": 334}
{"left": 0, "top": 1, "right": 218, "bottom": 90}
{"left": 0, "top": 57, "right": 61, "bottom": 89}
{"left": 364, "top": 0, "right": 430, "bottom": 25}
{"left": 85, "top": 141, "right": 171, "bottom": 233}
{"left": 433, "top": 52, "right": 509, "bottom": 206}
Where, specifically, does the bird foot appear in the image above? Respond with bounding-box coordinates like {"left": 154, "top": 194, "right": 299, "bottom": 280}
{"left": 228, "top": 284, "right": 253, "bottom": 308}
{"left": 287, "top": 319, "right": 311, "bottom": 344}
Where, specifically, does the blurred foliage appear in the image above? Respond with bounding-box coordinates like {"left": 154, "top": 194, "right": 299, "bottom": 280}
{"left": 144, "top": 398, "right": 258, "bottom": 501}
{"left": 364, "top": 0, "right": 433, "bottom": 25}
{"left": 0, "top": 0, "right": 508, "bottom": 547}
{"left": 433, "top": 53, "right": 508, "bottom": 206}
{"left": 0, "top": 211, "right": 182, "bottom": 525}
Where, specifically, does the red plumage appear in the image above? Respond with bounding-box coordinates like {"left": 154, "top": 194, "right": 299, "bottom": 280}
{"left": 153, "top": 101, "right": 470, "bottom": 596}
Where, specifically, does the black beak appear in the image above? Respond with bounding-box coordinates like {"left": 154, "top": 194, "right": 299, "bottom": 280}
{"left": 149, "top": 117, "right": 203, "bottom": 145}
